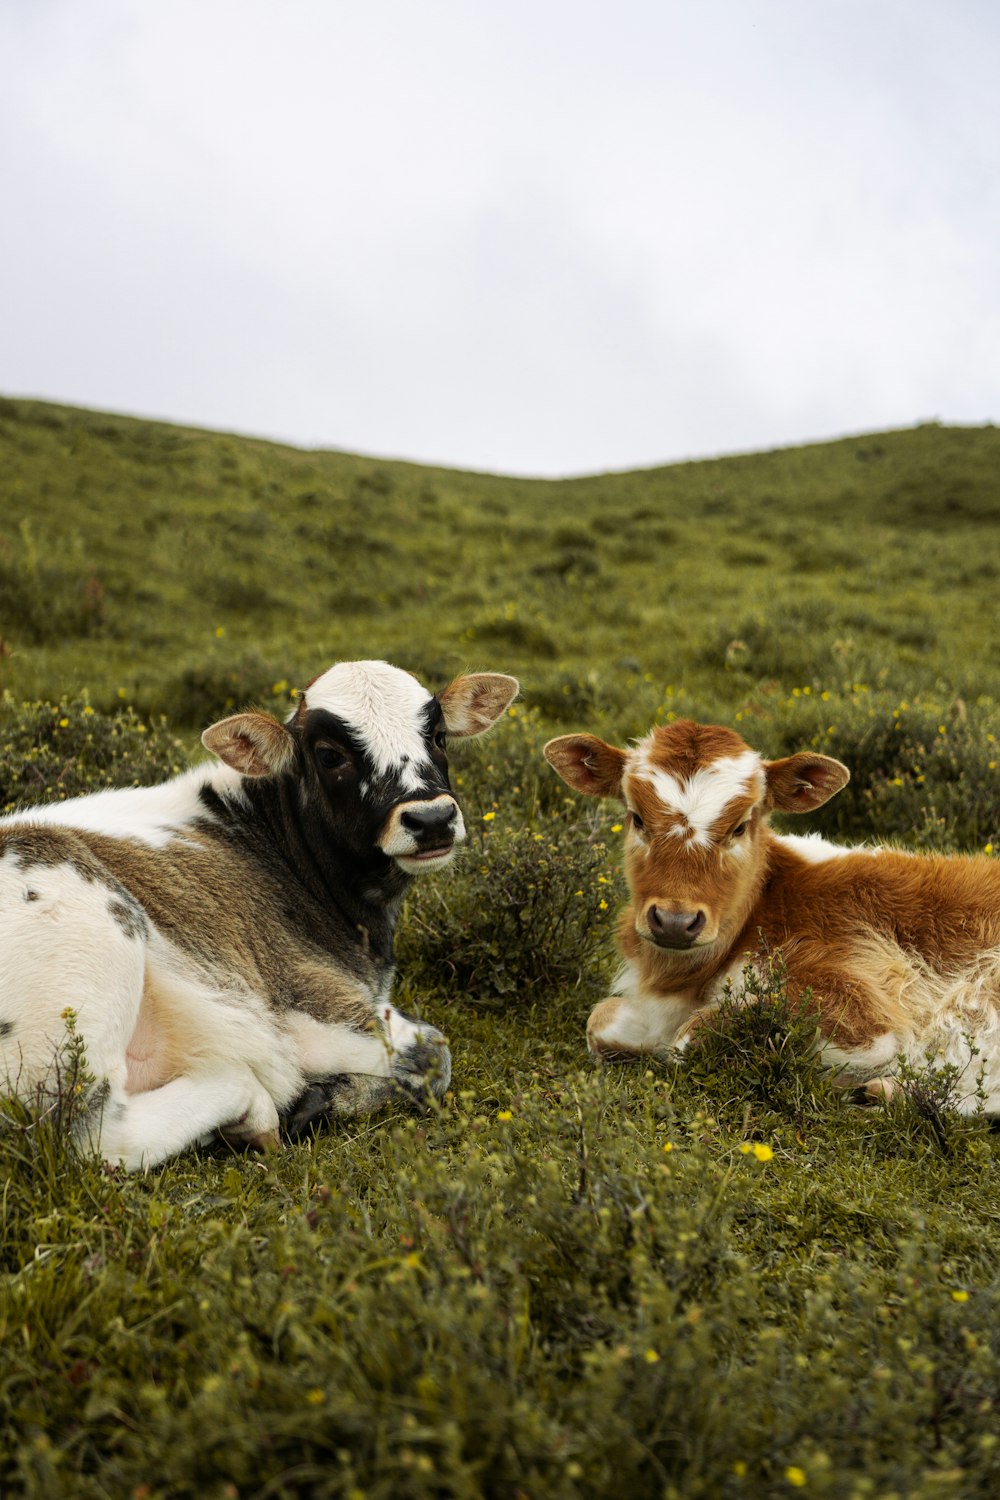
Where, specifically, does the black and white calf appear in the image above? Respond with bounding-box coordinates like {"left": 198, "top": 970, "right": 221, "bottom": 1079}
{"left": 0, "top": 660, "right": 518, "bottom": 1168}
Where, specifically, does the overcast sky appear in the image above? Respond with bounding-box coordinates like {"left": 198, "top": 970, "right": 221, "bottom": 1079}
{"left": 2, "top": 1, "right": 997, "bottom": 476}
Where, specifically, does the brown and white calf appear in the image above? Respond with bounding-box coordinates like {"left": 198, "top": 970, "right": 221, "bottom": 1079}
{"left": 545, "top": 718, "right": 1000, "bottom": 1111}
{"left": 0, "top": 660, "right": 518, "bottom": 1168}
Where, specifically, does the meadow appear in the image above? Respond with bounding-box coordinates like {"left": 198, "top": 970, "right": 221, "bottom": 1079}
{"left": 2, "top": 396, "right": 1000, "bottom": 1498}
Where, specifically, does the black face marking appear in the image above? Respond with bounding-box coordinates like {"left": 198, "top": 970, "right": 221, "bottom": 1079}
{"left": 285, "top": 706, "right": 456, "bottom": 867}
{"left": 298, "top": 710, "right": 364, "bottom": 768}
{"left": 0, "top": 1021, "right": 13, "bottom": 1038}
{"left": 24, "top": 889, "right": 40, "bottom": 903}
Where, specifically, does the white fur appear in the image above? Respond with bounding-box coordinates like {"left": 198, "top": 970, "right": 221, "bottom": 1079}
{"left": 0, "top": 852, "right": 303, "bottom": 1169}
{"left": 820, "top": 1030, "right": 900, "bottom": 1080}
{"left": 820, "top": 949, "right": 1000, "bottom": 1113}
{"left": 629, "top": 745, "right": 763, "bottom": 848}
{"left": 282, "top": 1011, "right": 392, "bottom": 1078}
{"left": 3, "top": 762, "right": 244, "bottom": 848}
{"left": 303, "top": 660, "right": 435, "bottom": 794}
{"left": 591, "top": 993, "right": 694, "bottom": 1056}
{"left": 774, "top": 832, "right": 872, "bottom": 864}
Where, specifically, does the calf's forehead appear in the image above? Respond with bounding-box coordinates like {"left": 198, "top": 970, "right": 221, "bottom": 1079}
{"left": 299, "top": 660, "right": 435, "bottom": 779}
{"left": 624, "top": 724, "right": 764, "bottom": 843}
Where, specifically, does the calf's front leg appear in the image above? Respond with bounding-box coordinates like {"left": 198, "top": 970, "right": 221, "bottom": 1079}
{"left": 587, "top": 993, "right": 704, "bottom": 1061}
{"left": 281, "top": 1003, "right": 452, "bottom": 1139}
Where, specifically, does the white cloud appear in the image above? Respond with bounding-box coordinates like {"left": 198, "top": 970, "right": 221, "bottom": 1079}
{"left": 1, "top": 0, "right": 997, "bottom": 474}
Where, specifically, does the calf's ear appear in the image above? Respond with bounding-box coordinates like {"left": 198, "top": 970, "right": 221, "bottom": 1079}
{"left": 764, "top": 752, "right": 849, "bottom": 813}
{"left": 202, "top": 712, "right": 297, "bottom": 778}
{"left": 439, "top": 673, "right": 520, "bottom": 737}
{"left": 543, "top": 734, "right": 627, "bottom": 799}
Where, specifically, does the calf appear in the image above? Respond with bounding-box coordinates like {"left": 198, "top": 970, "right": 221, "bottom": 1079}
{"left": 0, "top": 660, "right": 518, "bottom": 1167}
{"left": 545, "top": 718, "right": 1000, "bottom": 1112}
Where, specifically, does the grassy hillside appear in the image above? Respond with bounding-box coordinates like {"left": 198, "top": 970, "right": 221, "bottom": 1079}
{"left": 2, "top": 398, "right": 1000, "bottom": 1498}
{"left": 2, "top": 396, "right": 999, "bottom": 731}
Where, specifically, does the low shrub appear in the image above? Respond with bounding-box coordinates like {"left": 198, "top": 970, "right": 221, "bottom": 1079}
{"left": 0, "top": 695, "right": 189, "bottom": 813}
{"left": 676, "top": 945, "right": 835, "bottom": 1131}
{"left": 0, "top": 1010, "right": 102, "bottom": 1212}
{"left": 746, "top": 685, "right": 1000, "bottom": 851}
{"left": 400, "top": 817, "right": 622, "bottom": 1004}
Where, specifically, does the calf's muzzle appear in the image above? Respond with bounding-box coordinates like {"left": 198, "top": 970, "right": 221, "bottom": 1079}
{"left": 646, "top": 905, "right": 707, "bottom": 949}
{"left": 379, "top": 792, "right": 464, "bottom": 867}
{"left": 401, "top": 803, "right": 457, "bottom": 843}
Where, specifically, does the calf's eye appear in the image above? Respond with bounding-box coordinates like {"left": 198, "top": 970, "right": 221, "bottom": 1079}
{"left": 629, "top": 810, "right": 645, "bottom": 833}
{"left": 731, "top": 821, "right": 748, "bottom": 838}
{"left": 316, "top": 744, "right": 348, "bottom": 772}
{"left": 434, "top": 731, "right": 447, "bottom": 751}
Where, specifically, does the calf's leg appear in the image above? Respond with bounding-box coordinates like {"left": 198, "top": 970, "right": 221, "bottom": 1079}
{"left": 97, "top": 1067, "right": 280, "bottom": 1170}
{"left": 282, "top": 1004, "right": 452, "bottom": 1138}
{"left": 587, "top": 994, "right": 699, "bottom": 1060}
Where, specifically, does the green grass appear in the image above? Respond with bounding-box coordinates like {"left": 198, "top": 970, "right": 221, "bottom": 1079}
{"left": 2, "top": 398, "right": 1000, "bottom": 1497}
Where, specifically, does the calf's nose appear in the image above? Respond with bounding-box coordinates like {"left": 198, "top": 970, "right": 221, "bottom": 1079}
{"left": 647, "top": 905, "right": 707, "bottom": 948}
{"left": 401, "top": 803, "right": 457, "bottom": 840}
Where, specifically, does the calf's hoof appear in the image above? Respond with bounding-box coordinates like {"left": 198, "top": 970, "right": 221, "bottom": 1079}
{"left": 851, "top": 1076, "right": 900, "bottom": 1107}
{"left": 217, "top": 1090, "right": 281, "bottom": 1150}
{"left": 282, "top": 1075, "right": 396, "bottom": 1139}
{"left": 391, "top": 1023, "right": 452, "bottom": 1104}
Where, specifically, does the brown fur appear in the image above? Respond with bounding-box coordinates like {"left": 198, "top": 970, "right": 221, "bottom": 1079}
{"left": 77, "top": 828, "right": 382, "bottom": 1024}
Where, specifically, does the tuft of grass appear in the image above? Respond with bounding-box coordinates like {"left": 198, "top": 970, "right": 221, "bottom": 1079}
{"left": 673, "top": 944, "right": 837, "bottom": 1131}
{"left": 0, "top": 519, "right": 108, "bottom": 646}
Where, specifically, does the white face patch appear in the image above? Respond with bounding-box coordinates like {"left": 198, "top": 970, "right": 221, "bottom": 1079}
{"left": 301, "top": 660, "right": 436, "bottom": 794}
{"left": 628, "top": 744, "right": 763, "bottom": 849}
